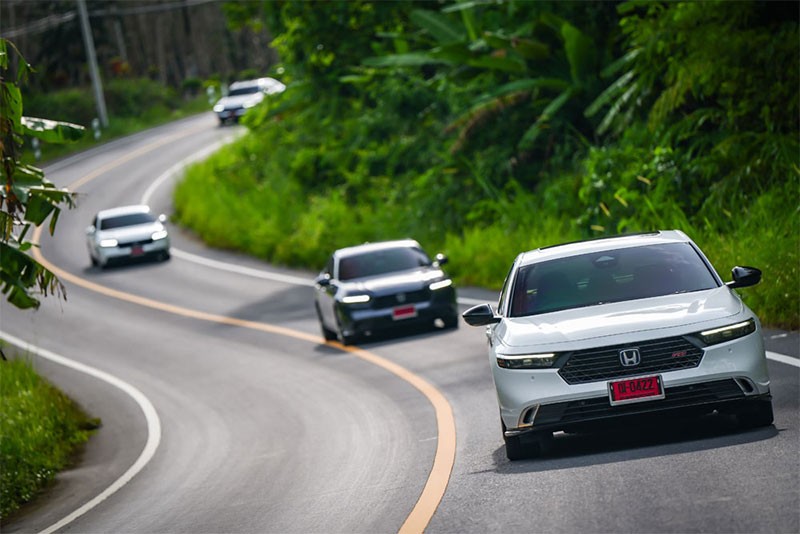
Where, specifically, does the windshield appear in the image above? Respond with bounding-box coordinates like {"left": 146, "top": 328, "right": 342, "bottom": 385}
{"left": 509, "top": 242, "right": 719, "bottom": 317}
{"left": 228, "top": 85, "right": 260, "bottom": 96}
{"left": 337, "top": 247, "right": 431, "bottom": 281}
{"left": 100, "top": 213, "right": 156, "bottom": 230}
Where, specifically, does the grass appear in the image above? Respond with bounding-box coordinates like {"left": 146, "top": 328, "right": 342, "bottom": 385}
{"left": 0, "top": 352, "right": 99, "bottom": 519}
{"left": 23, "top": 95, "right": 211, "bottom": 166}
{"left": 172, "top": 131, "right": 799, "bottom": 329}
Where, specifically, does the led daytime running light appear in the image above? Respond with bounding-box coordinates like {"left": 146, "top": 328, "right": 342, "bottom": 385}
{"left": 497, "top": 353, "right": 556, "bottom": 369}
{"left": 699, "top": 319, "right": 755, "bottom": 345}
{"left": 342, "top": 294, "right": 370, "bottom": 304}
{"left": 429, "top": 279, "right": 453, "bottom": 291}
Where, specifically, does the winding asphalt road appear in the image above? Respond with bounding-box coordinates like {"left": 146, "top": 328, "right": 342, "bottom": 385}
{"left": 1, "top": 113, "right": 798, "bottom": 533}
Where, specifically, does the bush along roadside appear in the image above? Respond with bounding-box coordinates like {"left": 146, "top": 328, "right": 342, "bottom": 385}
{"left": 0, "top": 350, "right": 99, "bottom": 519}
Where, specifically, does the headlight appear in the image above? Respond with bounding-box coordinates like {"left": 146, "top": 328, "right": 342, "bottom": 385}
{"left": 213, "top": 104, "right": 224, "bottom": 112}
{"left": 342, "top": 294, "right": 370, "bottom": 304}
{"left": 151, "top": 230, "right": 168, "bottom": 241}
{"left": 496, "top": 352, "right": 557, "bottom": 369}
{"left": 429, "top": 279, "right": 453, "bottom": 291}
{"left": 99, "top": 238, "right": 118, "bottom": 248}
{"left": 697, "top": 319, "right": 756, "bottom": 345}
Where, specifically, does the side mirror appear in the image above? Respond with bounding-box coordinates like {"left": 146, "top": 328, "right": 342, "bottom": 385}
{"left": 726, "top": 266, "right": 762, "bottom": 288}
{"left": 434, "top": 253, "right": 448, "bottom": 267}
{"left": 314, "top": 273, "right": 331, "bottom": 287}
{"left": 462, "top": 303, "right": 501, "bottom": 326}
{"left": 158, "top": 214, "right": 168, "bottom": 223}
{"left": 85, "top": 225, "right": 95, "bottom": 235}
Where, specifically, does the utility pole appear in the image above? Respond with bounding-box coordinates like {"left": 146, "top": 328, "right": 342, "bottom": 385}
{"left": 77, "top": 0, "right": 109, "bottom": 128}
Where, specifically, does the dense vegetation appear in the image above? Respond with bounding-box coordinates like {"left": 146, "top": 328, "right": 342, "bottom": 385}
{"left": 188, "top": 2, "right": 788, "bottom": 329}
{"left": 21, "top": 77, "right": 210, "bottom": 164}
{"left": 0, "top": 355, "right": 97, "bottom": 518}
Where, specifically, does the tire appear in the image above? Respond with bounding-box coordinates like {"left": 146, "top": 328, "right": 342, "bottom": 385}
{"left": 338, "top": 332, "right": 358, "bottom": 346}
{"left": 315, "top": 306, "right": 337, "bottom": 342}
{"left": 504, "top": 433, "right": 527, "bottom": 461}
{"left": 502, "top": 420, "right": 552, "bottom": 461}
{"left": 90, "top": 255, "right": 98, "bottom": 267}
{"left": 738, "top": 399, "right": 774, "bottom": 429}
{"left": 441, "top": 313, "right": 460, "bottom": 329}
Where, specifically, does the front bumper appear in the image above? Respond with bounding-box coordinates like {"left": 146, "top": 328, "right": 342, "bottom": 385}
{"left": 216, "top": 108, "right": 247, "bottom": 121}
{"left": 495, "top": 331, "right": 770, "bottom": 433}
{"left": 93, "top": 238, "right": 170, "bottom": 265}
{"left": 337, "top": 288, "right": 458, "bottom": 337}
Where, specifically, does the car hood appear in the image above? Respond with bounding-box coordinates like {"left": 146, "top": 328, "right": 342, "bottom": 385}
{"left": 499, "top": 287, "right": 744, "bottom": 348}
{"left": 346, "top": 268, "right": 446, "bottom": 295}
{"left": 95, "top": 222, "right": 164, "bottom": 241}
{"left": 215, "top": 94, "right": 262, "bottom": 108}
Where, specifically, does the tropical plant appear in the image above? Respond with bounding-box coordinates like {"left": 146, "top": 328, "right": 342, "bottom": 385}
{"left": 362, "top": 1, "right": 619, "bottom": 175}
{"left": 0, "top": 38, "right": 83, "bottom": 309}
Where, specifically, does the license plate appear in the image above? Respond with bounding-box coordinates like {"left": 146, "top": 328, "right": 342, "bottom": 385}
{"left": 131, "top": 245, "right": 144, "bottom": 256}
{"left": 392, "top": 305, "right": 417, "bottom": 320}
{"left": 608, "top": 375, "right": 665, "bottom": 406}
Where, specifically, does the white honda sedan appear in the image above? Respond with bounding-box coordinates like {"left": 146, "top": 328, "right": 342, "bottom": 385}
{"left": 463, "top": 230, "right": 773, "bottom": 460}
{"left": 86, "top": 205, "right": 170, "bottom": 268}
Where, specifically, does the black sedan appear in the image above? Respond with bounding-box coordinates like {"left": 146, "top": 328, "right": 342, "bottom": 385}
{"left": 314, "top": 240, "right": 459, "bottom": 345}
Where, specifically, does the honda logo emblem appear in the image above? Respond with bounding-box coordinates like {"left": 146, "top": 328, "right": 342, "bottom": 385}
{"left": 619, "top": 348, "right": 641, "bottom": 367}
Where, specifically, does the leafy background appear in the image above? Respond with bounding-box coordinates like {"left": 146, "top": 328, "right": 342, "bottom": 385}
{"left": 174, "top": 0, "right": 798, "bottom": 328}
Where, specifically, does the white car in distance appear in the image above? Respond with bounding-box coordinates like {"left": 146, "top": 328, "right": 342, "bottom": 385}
{"left": 463, "top": 230, "right": 773, "bottom": 461}
{"left": 213, "top": 77, "right": 285, "bottom": 124}
{"left": 86, "top": 205, "right": 170, "bottom": 268}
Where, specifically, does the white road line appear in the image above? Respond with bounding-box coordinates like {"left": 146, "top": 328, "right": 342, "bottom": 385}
{"left": 0, "top": 331, "right": 162, "bottom": 534}
{"left": 766, "top": 351, "right": 800, "bottom": 368}
{"left": 171, "top": 248, "right": 314, "bottom": 286}
{"left": 143, "top": 140, "right": 491, "bottom": 307}
{"left": 141, "top": 133, "right": 242, "bottom": 206}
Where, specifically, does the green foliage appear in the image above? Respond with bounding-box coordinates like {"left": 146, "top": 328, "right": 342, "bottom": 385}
{"left": 25, "top": 78, "right": 180, "bottom": 127}
{"left": 173, "top": 1, "right": 798, "bottom": 328}
{"left": 1, "top": 38, "right": 81, "bottom": 310}
{"left": 0, "top": 356, "right": 97, "bottom": 518}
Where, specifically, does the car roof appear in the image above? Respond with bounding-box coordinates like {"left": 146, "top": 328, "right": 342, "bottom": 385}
{"left": 95, "top": 204, "right": 152, "bottom": 220}
{"left": 229, "top": 77, "right": 283, "bottom": 90}
{"left": 333, "top": 239, "right": 423, "bottom": 259}
{"left": 517, "top": 230, "right": 692, "bottom": 266}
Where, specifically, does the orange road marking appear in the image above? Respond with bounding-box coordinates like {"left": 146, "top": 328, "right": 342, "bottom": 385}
{"left": 30, "top": 132, "right": 456, "bottom": 532}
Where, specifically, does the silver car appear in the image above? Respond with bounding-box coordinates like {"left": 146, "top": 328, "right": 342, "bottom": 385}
{"left": 86, "top": 205, "right": 170, "bottom": 268}
{"left": 464, "top": 230, "right": 773, "bottom": 460}
{"left": 213, "top": 77, "right": 285, "bottom": 124}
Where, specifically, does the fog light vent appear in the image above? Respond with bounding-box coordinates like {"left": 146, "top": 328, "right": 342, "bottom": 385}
{"left": 734, "top": 377, "right": 756, "bottom": 395}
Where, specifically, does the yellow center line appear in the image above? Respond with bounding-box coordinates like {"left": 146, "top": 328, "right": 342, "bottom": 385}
{"left": 32, "top": 132, "right": 456, "bottom": 533}
{"left": 68, "top": 126, "right": 209, "bottom": 191}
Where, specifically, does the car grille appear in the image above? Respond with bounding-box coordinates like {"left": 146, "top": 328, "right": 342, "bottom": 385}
{"left": 535, "top": 379, "right": 746, "bottom": 426}
{"left": 372, "top": 289, "right": 430, "bottom": 309}
{"left": 117, "top": 237, "right": 154, "bottom": 247}
{"left": 558, "top": 336, "right": 703, "bottom": 385}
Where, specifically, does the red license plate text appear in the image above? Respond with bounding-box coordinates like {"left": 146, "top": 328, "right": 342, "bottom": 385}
{"left": 392, "top": 305, "right": 417, "bottom": 320}
{"left": 608, "top": 375, "right": 664, "bottom": 406}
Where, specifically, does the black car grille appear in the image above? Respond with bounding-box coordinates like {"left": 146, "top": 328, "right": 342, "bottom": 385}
{"left": 558, "top": 336, "right": 703, "bottom": 385}
{"left": 372, "top": 289, "right": 430, "bottom": 309}
{"left": 535, "top": 379, "right": 746, "bottom": 426}
{"left": 117, "top": 237, "right": 154, "bottom": 248}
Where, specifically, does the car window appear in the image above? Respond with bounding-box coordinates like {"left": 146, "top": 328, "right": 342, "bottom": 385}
{"left": 338, "top": 247, "right": 431, "bottom": 281}
{"left": 99, "top": 213, "right": 155, "bottom": 230}
{"left": 510, "top": 242, "right": 719, "bottom": 317}
{"left": 228, "top": 85, "right": 260, "bottom": 96}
